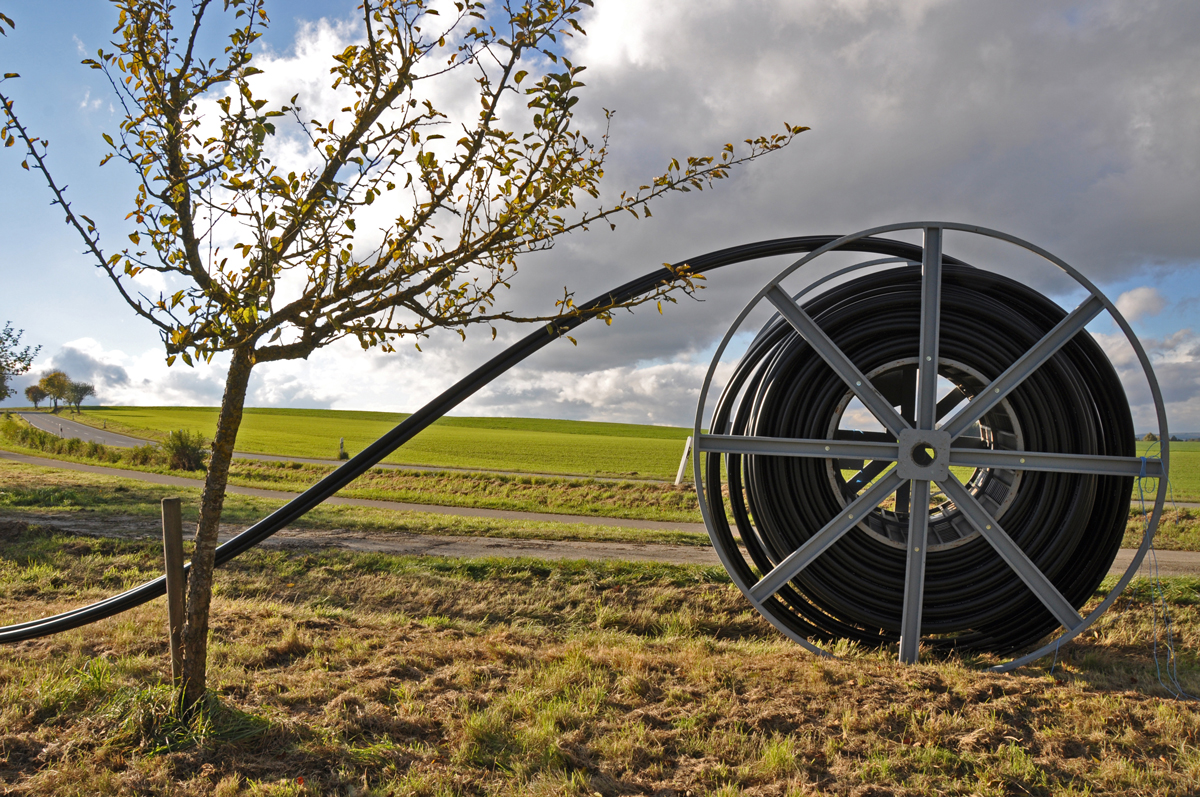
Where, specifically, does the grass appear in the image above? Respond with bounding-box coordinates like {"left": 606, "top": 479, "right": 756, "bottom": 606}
{"left": 0, "top": 413, "right": 704, "bottom": 524}
{"left": 28, "top": 406, "right": 1200, "bottom": 502}
{"left": 1, "top": 518, "right": 1200, "bottom": 795}
{"left": 0, "top": 460, "right": 711, "bottom": 547}
{"left": 67, "top": 406, "right": 696, "bottom": 479}
{"left": 224, "top": 459, "right": 702, "bottom": 523}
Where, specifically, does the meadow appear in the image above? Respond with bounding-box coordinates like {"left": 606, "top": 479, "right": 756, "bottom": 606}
{"left": 46, "top": 406, "right": 1200, "bottom": 505}
{"left": 0, "top": 513, "right": 1199, "bottom": 795}
{"left": 73, "top": 407, "right": 694, "bottom": 480}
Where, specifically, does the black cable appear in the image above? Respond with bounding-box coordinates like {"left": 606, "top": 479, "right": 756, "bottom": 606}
{"left": 1, "top": 235, "right": 947, "bottom": 643}
{"left": 705, "top": 264, "right": 1133, "bottom": 653}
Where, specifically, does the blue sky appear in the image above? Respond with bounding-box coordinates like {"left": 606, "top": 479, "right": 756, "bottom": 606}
{"left": 1, "top": 0, "right": 1197, "bottom": 433}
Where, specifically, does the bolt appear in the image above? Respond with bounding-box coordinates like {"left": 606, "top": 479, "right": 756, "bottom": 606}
{"left": 994, "top": 388, "right": 1000, "bottom": 393}
{"left": 926, "top": 356, "right": 931, "bottom": 361}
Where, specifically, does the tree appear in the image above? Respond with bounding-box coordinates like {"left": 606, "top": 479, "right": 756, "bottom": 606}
{"left": 65, "top": 380, "right": 96, "bottom": 413}
{"left": 1143, "top": 432, "right": 1159, "bottom": 443}
{"left": 1, "top": 0, "right": 801, "bottom": 708}
{"left": 0, "top": 321, "right": 39, "bottom": 401}
{"left": 23, "top": 384, "right": 46, "bottom": 409}
{"left": 37, "top": 370, "right": 70, "bottom": 413}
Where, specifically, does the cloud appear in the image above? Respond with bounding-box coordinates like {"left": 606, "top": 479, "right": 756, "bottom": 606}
{"left": 1094, "top": 328, "right": 1200, "bottom": 433}
{"left": 1116, "top": 286, "right": 1167, "bottom": 322}
{"left": 15, "top": 2, "right": 1200, "bottom": 437}
{"left": 49, "top": 344, "right": 130, "bottom": 387}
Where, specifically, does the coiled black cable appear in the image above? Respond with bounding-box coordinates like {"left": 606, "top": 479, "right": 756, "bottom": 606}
{"left": 705, "top": 264, "right": 1134, "bottom": 653}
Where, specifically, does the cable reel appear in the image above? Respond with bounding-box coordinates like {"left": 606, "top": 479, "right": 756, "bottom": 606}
{"left": 693, "top": 222, "right": 1169, "bottom": 669}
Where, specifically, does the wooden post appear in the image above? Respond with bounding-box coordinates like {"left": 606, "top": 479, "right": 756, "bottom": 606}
{"left": 161, "top": 497, "right": 186, "bottom": 685}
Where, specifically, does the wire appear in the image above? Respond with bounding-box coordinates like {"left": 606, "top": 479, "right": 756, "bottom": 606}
{"left": 1142, "top": 468, "right": 1197, "bottom": 700}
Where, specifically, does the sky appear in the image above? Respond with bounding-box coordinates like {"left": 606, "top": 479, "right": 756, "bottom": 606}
{"left": 0, "top": 0, "right": 1198, "bottom": 434}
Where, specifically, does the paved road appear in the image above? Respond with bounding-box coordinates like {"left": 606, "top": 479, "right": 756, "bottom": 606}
{"left": 14, "top": 411, "right": 673, "bottom": 484}
{"left": 17, "top": 411, "right": 148, "bottom": 447}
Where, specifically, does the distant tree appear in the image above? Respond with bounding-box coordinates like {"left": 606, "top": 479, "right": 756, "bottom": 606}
{"left": 23, "top": 384, "right": 46, "bottom": 409}
{"left": 65, "top": 380, "right": 95, "bottom": 413}
{"left": 38, "top": 370, "right": 70, "bottom": 413}
{"left": 0, "top": 0, "right": 801, "bottom": 711}
{"left": 1170, "top": 435, "right": 1181, "bottom": 442}
{"left": 1142, "top": 432, "right": 1159, "bottom": 442}
{"left": 0, "top": 322, "right": 39, "bottom": 401}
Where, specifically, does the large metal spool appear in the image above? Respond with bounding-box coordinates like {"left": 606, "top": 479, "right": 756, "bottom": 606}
{"left": 0, "top": 223, "right": 1169, "bottom": 674}
{"left": 693, "top": 222, "right": 1169, "bottom": 669}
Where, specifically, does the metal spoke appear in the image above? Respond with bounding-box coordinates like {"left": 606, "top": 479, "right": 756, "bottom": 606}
{"left": 896, "top": 368, "right": 916, "bottom": 514}
{"left": 948, "top": 448, "right": 1164, "bottom": 477}
{"left": 917, "top": 227, "right": 942, "bottom": 431}
{"left": 938, "top": 475, "right": 1084, "bottom": 631}
{"left": 749, "top": 470, "right": 904, "bottom": 603}
{"left": 899, "top": 479, "right": 930, "bottom": 664}
{"left": 697, "top": 433, "right": 899, "bottom": 462}
{"left": 941, "top": 295, "right": 1105, "bottom": 439}
{"left": 766, "top": 285, "right": 910, "bottom": 437}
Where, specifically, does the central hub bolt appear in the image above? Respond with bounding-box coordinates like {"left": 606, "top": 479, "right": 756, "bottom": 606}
{"left": 896, "top": 428, "right": 951, "bottom": 481}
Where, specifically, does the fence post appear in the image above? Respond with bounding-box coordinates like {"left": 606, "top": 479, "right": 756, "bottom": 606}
{"left": 675, "top": 436, "right": 694, "bottom": 486}
{"left": 160, "top": 497, "right": 186, "bottom": 685}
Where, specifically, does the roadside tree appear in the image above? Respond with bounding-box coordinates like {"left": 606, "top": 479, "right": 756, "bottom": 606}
{"left": 23, "top": 384, "right": 46, "bottom": 409}
{"left": 0, "top": 322, "right": 39, "bottom": 401}
{"left": 37, "top": 370, "right": 70, "bottom": 413}
{"left": 65, "top": 380, "right": 96, "bottom": 413}
{"left": 0, "top": 0, "right": 801, "bottom": 708}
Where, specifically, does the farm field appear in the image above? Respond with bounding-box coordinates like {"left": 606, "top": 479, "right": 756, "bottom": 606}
{"left": 73, "top": 406, "right": 693, "bottom": 479}
{"left": 1, "top": 513, "right": 1199, "bottom": 795}
{"left": 56, "top": 406, "right": 1200, "bottom": 502}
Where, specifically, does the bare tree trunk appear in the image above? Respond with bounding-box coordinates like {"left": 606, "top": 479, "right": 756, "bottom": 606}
{"left": 180, "top": 345, "right": 254, "bottom": 709}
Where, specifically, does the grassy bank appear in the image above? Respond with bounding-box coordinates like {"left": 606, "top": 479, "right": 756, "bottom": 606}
{"left": 0, "top": 461, "right": 711, "bottom": 547}
{"left": 6, "top": 456, "right": 1200, "bottom": 554}
{"left": 0, "top": 414, "right": 704, "bottom": 524}
{"left": 1, "top": 517, "right": 1199, "bottom": 795}
{"left": 69, "top": 406, "right": 694, "bottom": 479}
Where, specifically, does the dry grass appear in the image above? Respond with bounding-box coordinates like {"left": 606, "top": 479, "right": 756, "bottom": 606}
{"left": 1126, "top": 507, "right": 1200, "bottom": 551}
{"left": 1, "top": 517, "right": 1200, "bottom": 795}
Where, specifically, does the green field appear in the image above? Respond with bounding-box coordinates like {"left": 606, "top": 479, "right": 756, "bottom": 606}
{"left": 64, "top": 407, "right": 1200, "bottom": 500}
{"left": 74, "top": 406, "right": 693, "bottom": 479}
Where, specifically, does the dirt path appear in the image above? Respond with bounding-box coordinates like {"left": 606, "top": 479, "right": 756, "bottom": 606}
{"left": 3, "top": 508, "right": 1198, "bottom": 578}
{"left": 0, "top": 510, "right": 721, "bottom": 566}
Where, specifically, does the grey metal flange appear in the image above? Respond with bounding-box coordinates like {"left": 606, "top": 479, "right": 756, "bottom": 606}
{"left": 692, "top": 222, "right": 1169, "bottom": 670}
